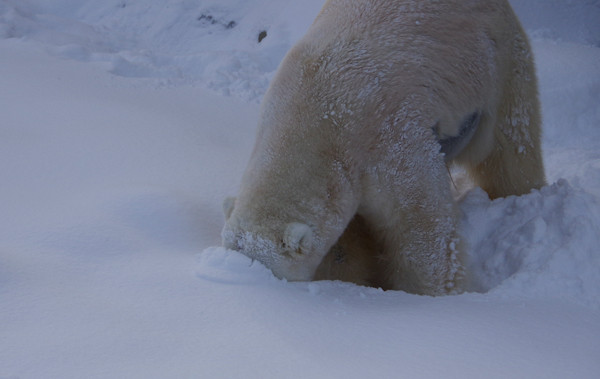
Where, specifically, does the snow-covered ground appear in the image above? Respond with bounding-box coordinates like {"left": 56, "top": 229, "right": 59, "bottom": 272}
{"left": 1, "top": 0, "right": 599, "bottom": 378}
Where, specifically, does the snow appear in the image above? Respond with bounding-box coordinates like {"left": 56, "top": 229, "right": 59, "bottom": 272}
{"left": 0, "top": 0, "right": 599, "bottom": 378}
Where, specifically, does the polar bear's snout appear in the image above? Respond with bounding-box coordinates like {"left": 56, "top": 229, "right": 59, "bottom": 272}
{"left": 222, "top": 212, "right": 323, "bottom": 282}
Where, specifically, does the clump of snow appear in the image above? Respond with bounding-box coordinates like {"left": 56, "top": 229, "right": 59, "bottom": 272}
{"left": 462, "top": 180, "right": 600, "bottom": 309}
{"left": 197, "top": 246, "right": 279, "bottom": 285}
{"left": 1, "top": 1, "right": 599, "bottom": 378}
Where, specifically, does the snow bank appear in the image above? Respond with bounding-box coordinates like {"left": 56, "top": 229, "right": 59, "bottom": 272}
{"left": 0, "top": 0, "right": 324, "bottom": 100}
{"left": 462, "top": 181, "right": 600, "bottom": 309}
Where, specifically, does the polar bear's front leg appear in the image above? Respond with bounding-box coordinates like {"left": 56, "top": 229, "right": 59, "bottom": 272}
{"left": 381, "top": 201, "right": 464, "bottom": 295}
{"left": 361, "top": 153, "right": 466, "bottom": 295}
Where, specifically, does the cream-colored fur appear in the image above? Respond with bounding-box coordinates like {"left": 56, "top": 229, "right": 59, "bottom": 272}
{"left": 222, "top": 0, "right": 545, "bottom": 295}
{"left": 314, "top": 215, "right": 385, "bottom": 288}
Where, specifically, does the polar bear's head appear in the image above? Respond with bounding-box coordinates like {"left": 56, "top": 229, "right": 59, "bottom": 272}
{"left": 219, "top": 41, "right": 361, "bottom": 281}
{"left": 221, "top": 196, "right": 333, "bottom": 281}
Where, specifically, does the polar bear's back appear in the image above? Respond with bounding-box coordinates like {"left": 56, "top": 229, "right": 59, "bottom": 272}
{"left": 292, "top": 0, "right": 524, "bottom": 136}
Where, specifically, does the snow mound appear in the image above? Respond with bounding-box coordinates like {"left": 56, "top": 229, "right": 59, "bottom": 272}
{"left": 462, "top": 180, "right": 600, "bottom": 309}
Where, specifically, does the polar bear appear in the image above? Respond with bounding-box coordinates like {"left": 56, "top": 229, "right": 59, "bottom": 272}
{"left": 222, "top": 0, "right": 545, "bottom": 295}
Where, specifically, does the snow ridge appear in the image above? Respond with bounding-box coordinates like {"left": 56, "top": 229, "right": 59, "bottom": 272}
{"left": 462, "top": 180, "right": 600, "bottom": 309}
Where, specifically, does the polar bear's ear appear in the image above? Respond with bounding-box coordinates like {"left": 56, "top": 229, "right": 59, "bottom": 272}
{"left": 283, "top": 223, "right": 313, "bottom": 256}
{"left": 222, "top": 197, "right": 236, "bottom": 220}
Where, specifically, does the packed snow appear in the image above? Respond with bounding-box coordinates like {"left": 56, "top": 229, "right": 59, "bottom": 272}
{"left": 1, "top": 0, "right": 599, "bottom": 378}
